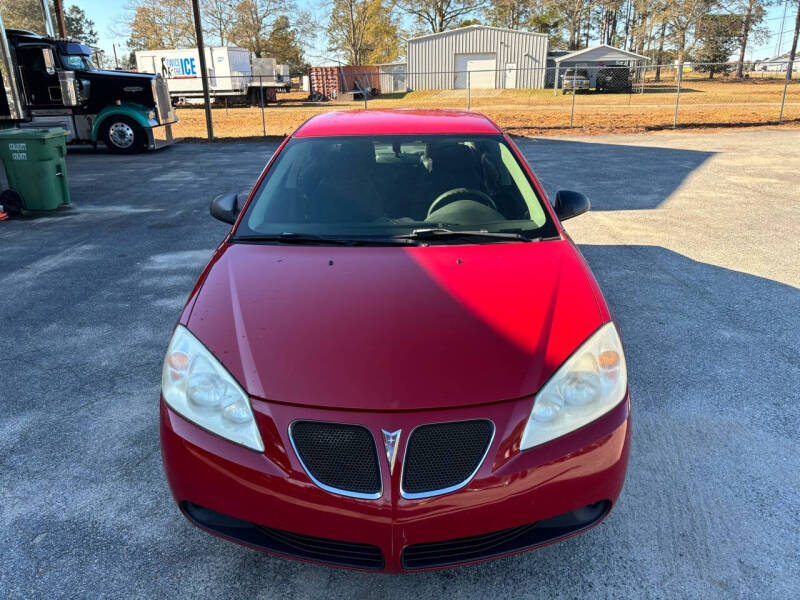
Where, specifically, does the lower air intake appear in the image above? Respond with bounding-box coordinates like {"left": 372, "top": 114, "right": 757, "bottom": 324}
{"left": 182, "top": 502, "right": 385, "bottom": 570}
{"left": 401, "top": 501, "right": 611, "bottom": 569}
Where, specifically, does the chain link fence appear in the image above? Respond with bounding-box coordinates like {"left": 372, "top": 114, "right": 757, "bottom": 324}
{"left": 163, "top": 62, "right": 800, "bottom": 139}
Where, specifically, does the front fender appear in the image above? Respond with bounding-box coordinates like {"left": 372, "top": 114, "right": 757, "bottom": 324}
{"left": 91, "top": 103, "right": 156, "bottom": 141}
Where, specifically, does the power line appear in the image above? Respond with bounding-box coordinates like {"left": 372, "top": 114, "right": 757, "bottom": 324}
{"left": 775, "top": 0, "right": 790, "bottom": 55}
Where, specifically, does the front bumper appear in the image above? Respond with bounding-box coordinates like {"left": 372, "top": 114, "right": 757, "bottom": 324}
{"left": 145, "top": 122, "right": 179, "bottom": 150}
{"left": 161, "top": 391, "right": 630, "bottom": 572}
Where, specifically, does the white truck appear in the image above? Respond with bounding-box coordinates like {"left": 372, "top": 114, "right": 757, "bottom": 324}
{"left": 134, "top": 46, "right": 288, "bottom": 105}
{"left": 251, "top": 58, "right": 292, "bottom": 93}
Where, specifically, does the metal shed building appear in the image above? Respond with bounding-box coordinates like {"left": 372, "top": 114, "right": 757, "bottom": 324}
{"left": 407, "top": 26, "right": 549, "bottom": 91}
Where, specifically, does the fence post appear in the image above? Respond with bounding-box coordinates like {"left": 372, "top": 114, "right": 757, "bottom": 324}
{"left": 569, "top": 86, "right": 576, "bottom": 128}
{"left": 554, "top": 65, "right": 559, "bottom": 95}
{"left": 779, "top": 60, "right": 791, "bottom": 123}
{"left": 467, "top": 71, "right": 471, "bottom": 111}
{"left": 259, "top": 75, "right": 266, "bottom": 137}
{"left": 673, "top": 66, "right": 682, "bottom": 128}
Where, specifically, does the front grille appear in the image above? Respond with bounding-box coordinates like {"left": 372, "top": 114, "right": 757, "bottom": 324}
{"left": 401, "top": 420, "right": 493, "bottom": 497}
{"left": 181, "top": 502, "right": 384, "bottom": 570}
{"left": 290, "top": 421, "right": 381, "bottom": 497}
{"left": 401, "top": 501, "right": 611, "bottom": 569}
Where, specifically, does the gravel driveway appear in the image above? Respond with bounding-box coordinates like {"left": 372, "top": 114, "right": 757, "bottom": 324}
{"left": 1, "top": 127, "right": 797, "bottom": 599}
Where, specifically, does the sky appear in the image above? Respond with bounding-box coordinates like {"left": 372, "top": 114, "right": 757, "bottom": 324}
{"left": 66, "top": 0, "right": 330, "bottom": 65}
{"left": 61, "top": 0, "right": 800, "bottom": 66}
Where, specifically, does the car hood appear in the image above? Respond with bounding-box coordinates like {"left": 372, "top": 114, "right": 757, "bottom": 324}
{"left": 187, "top": 240, "right": 604, "bottom": 411}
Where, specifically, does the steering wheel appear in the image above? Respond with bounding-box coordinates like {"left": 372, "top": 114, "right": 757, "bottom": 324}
{"left": 427, "top": 188, "right": 498, "bottom": 219}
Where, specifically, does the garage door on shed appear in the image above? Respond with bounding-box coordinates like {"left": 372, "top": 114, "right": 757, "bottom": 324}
{"left": 454, "top": 53, "right": 496, "bottom": 89}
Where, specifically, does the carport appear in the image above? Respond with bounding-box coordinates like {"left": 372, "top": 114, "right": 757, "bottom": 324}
{"left": 553, "top": 45, "right": 648, "bottom": 93}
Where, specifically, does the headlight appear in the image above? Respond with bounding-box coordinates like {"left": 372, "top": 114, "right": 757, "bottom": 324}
{"left": 521, "top": 322, "right": 627, "bottom": 450}
{"left": 162, "top": 325, "right": 264, "bottom": 451}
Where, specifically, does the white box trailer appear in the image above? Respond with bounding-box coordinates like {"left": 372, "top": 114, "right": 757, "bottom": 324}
{"left": 275, "top": 64, "right": 291, "bottom": 91}
{"left": 251, "top": 58, "right": 292, "bottom": 92}
{"left": 135, "top": 46, "right": 252, "bottom": 104}
{"left": 251, "top": 57, "right": 276, "bottom": 78}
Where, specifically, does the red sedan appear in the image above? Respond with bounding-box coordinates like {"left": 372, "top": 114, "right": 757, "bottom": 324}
{"left": 160, "top": 109, "right": 630, "bottom": 572}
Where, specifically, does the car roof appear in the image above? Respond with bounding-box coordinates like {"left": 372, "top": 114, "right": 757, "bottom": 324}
{"left": 294, "top": 109, "right": 501, "bottom": 138}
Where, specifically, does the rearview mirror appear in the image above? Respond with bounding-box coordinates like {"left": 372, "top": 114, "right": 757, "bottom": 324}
{"left": 210, "top": 192, "right": 241, "bottom": 224}
{"left": 553, "top": 190, "right": 590, "bottom": 221}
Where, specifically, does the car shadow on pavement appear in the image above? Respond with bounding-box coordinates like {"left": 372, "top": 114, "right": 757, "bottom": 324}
{"left": 210, "top": 244, "right": 796, "bottom": 598}
{"left": 517, "top": 138, "right": 715, "bottom": 211}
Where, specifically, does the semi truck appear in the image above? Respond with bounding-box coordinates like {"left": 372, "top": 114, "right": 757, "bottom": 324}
{"left": 0, "top": 28, "right": 177, "bottom": 153}
{"left": 134, "top": 47, "right": 290, "bottom": 106}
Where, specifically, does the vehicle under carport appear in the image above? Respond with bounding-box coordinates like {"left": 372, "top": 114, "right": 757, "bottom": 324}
{"left": 552, "top": 44, "right": 648, "bottom": 94}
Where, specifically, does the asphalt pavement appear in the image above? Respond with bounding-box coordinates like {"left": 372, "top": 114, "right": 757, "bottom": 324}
{"left": 0, "top": 128, "right": 797, "bottom": 599}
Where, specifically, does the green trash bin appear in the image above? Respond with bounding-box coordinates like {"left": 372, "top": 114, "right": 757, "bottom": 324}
{"left": 0, "top": 128, "right": 70, "bottom": 211}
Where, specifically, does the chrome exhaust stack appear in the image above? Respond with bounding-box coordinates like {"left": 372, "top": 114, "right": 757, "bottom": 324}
{"left": 0, "top": 12, "right": 26, "bottom": 121}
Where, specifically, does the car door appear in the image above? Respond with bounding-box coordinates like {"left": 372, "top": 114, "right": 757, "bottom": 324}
{"left": 16, "top": 44, "right": 62, "bottom": 108}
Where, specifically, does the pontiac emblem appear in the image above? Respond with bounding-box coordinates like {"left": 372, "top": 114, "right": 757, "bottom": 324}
{"left": 381, "top": 429, "right": 401, "bottom": 474}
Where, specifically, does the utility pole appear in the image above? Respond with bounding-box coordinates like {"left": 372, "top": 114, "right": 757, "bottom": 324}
{"left": 191, "top": 0, "right": 214, "bottom": 140}
{"left": 54, "top": 0, "right": 67, "bottom": 38}
{"left": 779, "top": 0, "right": 799, "bottom": 122}
{"left": 789, "top": 1, "right": 800, "bottom": 64}
{"left": 113, "top": 44, "right": 119, "bottom": 69}
{"left": 776, "top": 0, "right": 789, "bottom": 57}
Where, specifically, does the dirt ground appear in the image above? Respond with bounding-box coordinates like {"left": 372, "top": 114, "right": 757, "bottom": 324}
{"left": 172, "top": 76, "right": 800, "bottom": 139}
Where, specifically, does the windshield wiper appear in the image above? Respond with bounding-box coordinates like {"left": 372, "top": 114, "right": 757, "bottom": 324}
{"left": 395, "top": 228, "right": 535, "bottom": 243}
{"left": 234, "top": 232, "right": 417, "bottom": 246}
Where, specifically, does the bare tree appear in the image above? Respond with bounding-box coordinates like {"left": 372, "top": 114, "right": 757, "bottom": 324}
{"left": 397, "top": 0, "right": 482, "bottom": 34}
{"left": 125, "top": 0, "right": 196, "bottom": 51}
{"left": 729, "top": 0, "right": 770, "bottom": 78}
{"left": 327, "top": 0, "right": 400, "bottom": 65}
{"left": 664, "top": 0, "right": 718, "bottom": 67}
{"left": 595, "top": 0, "right": 623, "bottom": 45}
{"left": 484, "top": 0, "right": 531, "bottom": 29}
{"left": 202, "top": 0, "right": 239, "bottom": 45}
{"left": 546, "top": 0, "right": 589, "bottom": 49}
{"left": 231, "top": 0, "right": 293, "bottom": 57}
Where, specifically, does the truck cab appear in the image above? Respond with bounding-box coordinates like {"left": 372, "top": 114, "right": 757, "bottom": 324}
{"left": 2, "top": 29, "right": 177, "bottom": 153}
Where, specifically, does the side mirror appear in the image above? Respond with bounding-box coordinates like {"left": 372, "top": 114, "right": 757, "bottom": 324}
{"left": 210, "top": 192, "right": 241, "bottom": 224}
{"left": 553, "top": 190, "right": 590, "bottom": 221}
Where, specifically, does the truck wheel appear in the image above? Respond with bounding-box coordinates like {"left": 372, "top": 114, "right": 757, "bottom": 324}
{"left": 101, "top": 116, "right": 145, "bottom": 154}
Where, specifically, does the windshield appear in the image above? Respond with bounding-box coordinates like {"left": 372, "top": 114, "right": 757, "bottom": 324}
{"left": 60, "top": 54, "right": 96, "bottom": 70}
{"left": 236, "top": 134, "right": 558, "bottom": 243}
{"left": 565, "top": 69, "right": 589, "bottom": 78}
